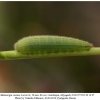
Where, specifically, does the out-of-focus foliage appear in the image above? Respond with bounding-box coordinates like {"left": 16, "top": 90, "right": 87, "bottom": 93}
{"left": 0, "top": 2, "right": 100, "bottom": 93}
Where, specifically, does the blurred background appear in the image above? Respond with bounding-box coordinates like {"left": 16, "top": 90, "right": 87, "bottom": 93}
{"left": 0, "top": 2, "right": 100, "bottom": 93}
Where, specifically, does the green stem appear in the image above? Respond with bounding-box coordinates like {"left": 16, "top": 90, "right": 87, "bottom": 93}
{"left": 0, "top": 47, "right": 100, "bottom": 60}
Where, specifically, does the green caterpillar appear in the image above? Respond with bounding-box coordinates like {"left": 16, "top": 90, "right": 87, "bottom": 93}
{"left": 0, "top": 35, "right": 94, "bottom": 60}
{"left": 15, "top": 35, "right": 92, "bottom": 54}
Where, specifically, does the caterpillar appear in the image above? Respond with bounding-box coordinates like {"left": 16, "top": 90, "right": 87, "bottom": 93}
{"left": 14, "top": 35, "right": 93, "bottom": 54}
{"left": 0, "top": 35, "right": 97, "bottom": 60}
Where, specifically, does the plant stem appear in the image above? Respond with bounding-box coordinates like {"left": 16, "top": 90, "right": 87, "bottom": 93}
{"left": 0, "top": 47, "right": 100, "bottom": 60}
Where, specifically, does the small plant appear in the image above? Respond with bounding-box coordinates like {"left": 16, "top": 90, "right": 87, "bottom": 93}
{"left": 0, "top": 35, "right": 99, "bottom": 60}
